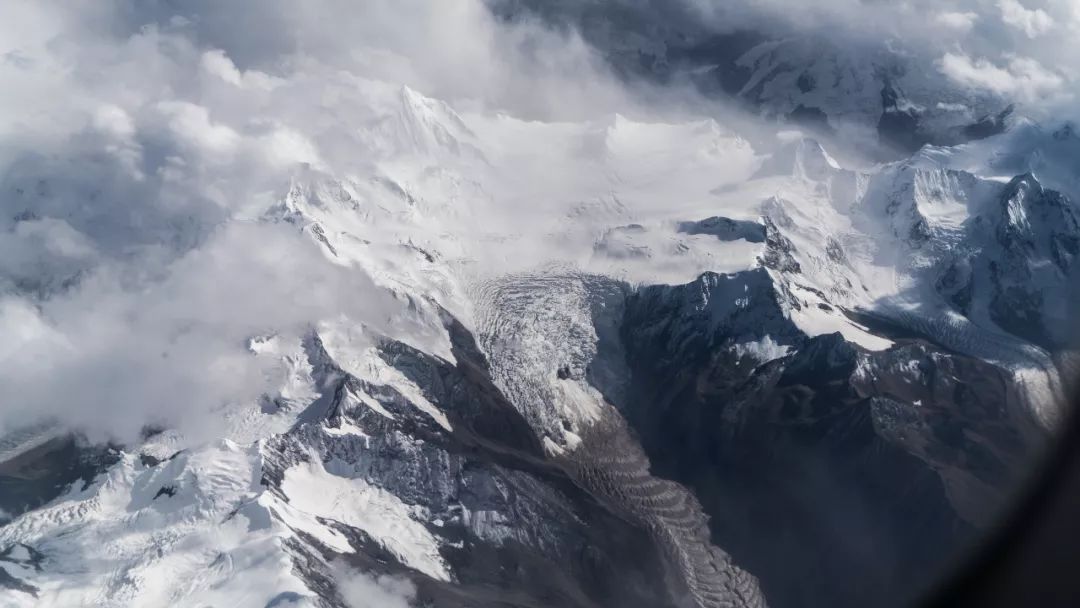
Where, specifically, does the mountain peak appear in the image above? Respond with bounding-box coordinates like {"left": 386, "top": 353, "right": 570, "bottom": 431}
{"left": 358, "top": 86, "right": 480, "bottom": 159}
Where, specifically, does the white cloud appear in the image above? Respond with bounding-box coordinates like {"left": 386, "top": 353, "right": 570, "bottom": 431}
{"left": 1065, "top": 0, "right": 1080, "bottom": 29}
{"left": 938, "top": 52, "right": 1064, "bottom": 101}
{"left": 201, "top": 49, "right": 281, "bottom": 90}
{"left": 262, "top": 128, "right": 322, "bottom": 168}
{"left": 201, "top": 49, "right": 244, "bottom": 86}
{"left": 92, "top": 104, "right": 137, "bottom": 140}
{"left": 156, "top": 101, "right": 241, "bottom": 155}
{"left": 333, "top": 562, "right": 416, "bottom": 608}
{"left": 935, "top": 11, "right": 979, "bottom": 32}
{"left": 999, "top": 0, "right": 1054, "bottom": 37}
{"left": 0, "top": 222, "right": 411, "bottom": 442}
{"left": 936, "top": 101, "right": 971, "bottom": 112}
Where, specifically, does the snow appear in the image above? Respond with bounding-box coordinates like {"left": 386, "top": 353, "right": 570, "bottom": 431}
{"left": 316, "top": 320, "right": 453, "bottom": 432}
{"left": 732, "top": 335, "right": 793, "bottom": 362}
{"left": 0, "top": 432, "right": 446, "bottom": 608}
{"left": 790, "top": 304, "right": 894, "bottom": 352}
{"left": 588, "top": 223, "right": 763, "bottom": 286}
{"left": 0, "top": 441, "right": 326, "bottom": 608}
{"left": 344, "top": 385, "right": 396, "bottom": 421}
{"left": 280, "top": 455, "right": 450, "bottom": 581}
{"left": 728, "top": 34, "right": 1001, "bottom": 152}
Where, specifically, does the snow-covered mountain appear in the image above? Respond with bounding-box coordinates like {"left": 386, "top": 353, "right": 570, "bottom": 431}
{"left": 1, "top": 3, "right": 1077, "bottom": 608}
{"left": 490, "top": 0, "right": 1017, "bottom": 157}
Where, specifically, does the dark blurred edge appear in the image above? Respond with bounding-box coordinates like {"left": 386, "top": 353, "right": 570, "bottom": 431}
{"left": 922, "top": 378, "right": 1080, "bottom": 607}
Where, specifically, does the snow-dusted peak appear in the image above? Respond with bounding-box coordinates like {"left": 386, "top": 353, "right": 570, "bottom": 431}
{"left": 859, "top": 162, "right": 991, "bottom": 248}
{"left": 995, "top": 173, "right": 1079, "bottom": 265}
{"left": 757, "top": 137, "right": 841, "bottom": 181}
{"left": 363, "top": 86, "right": 483, "bottom": 160}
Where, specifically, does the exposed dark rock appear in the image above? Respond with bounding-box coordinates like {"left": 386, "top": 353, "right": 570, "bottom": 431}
{"left": 0, "top": 543, "right": 46, "bottom": 571}
{"left": 1052, "top": 122, "right": 1076, "bottom": 141}
{"left": 677, "top": 217, "right": 766, "bottom": 243}
{"left": 787, "top": 105, "right": 833, "bottom": 134}
{"left": 963, "top": 105, "right": 1014, "bottom": 141}
{"left": 0, "top": 567, "right": 38, "bottom": 597}
{"left": 616, "top": 275, "right": 1043, "bottom": 608}
{"left": 937, "top": 259, "right": 974, "bottom": 315}
{"left": 760, "top": 217, "right": 802, "bottom": 273}
{"left": 623, "top": 269, "right": 803, "bottom": 371}
{"left": 975, "top": 175, "right": 1079, "bottom": 350}
{"left": 488, "top": 1, "right": 1018, "bottom": 159}
{"left": 0, "top": 543, "right": 46, "bottom": 597}
{"left": 825, "top": 238, "right": 846, "bottom": 264}
{"left": 877, "top": 82, "right": 923, "bottom": 155}
{"left": 139, "top": 453, "right": 163, "bottom": 468}
{"left": 261, "top": 318, "right": 676, "bottom": 608}
{"left": 0, "top": 435, "right": 120, "bottom": 520}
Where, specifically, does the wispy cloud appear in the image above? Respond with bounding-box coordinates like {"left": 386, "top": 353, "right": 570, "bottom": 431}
{"left": 939, "top": 52, "right": 1065, "bottom": 101}
{"left": 999, "top": 0, "right": 1054, "bottom": 38}
{"left": 935, "top": 11, "right": 980, "bottom": 33}
{"left": 333, "top": 562, "right": 416, "bottom": 608}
